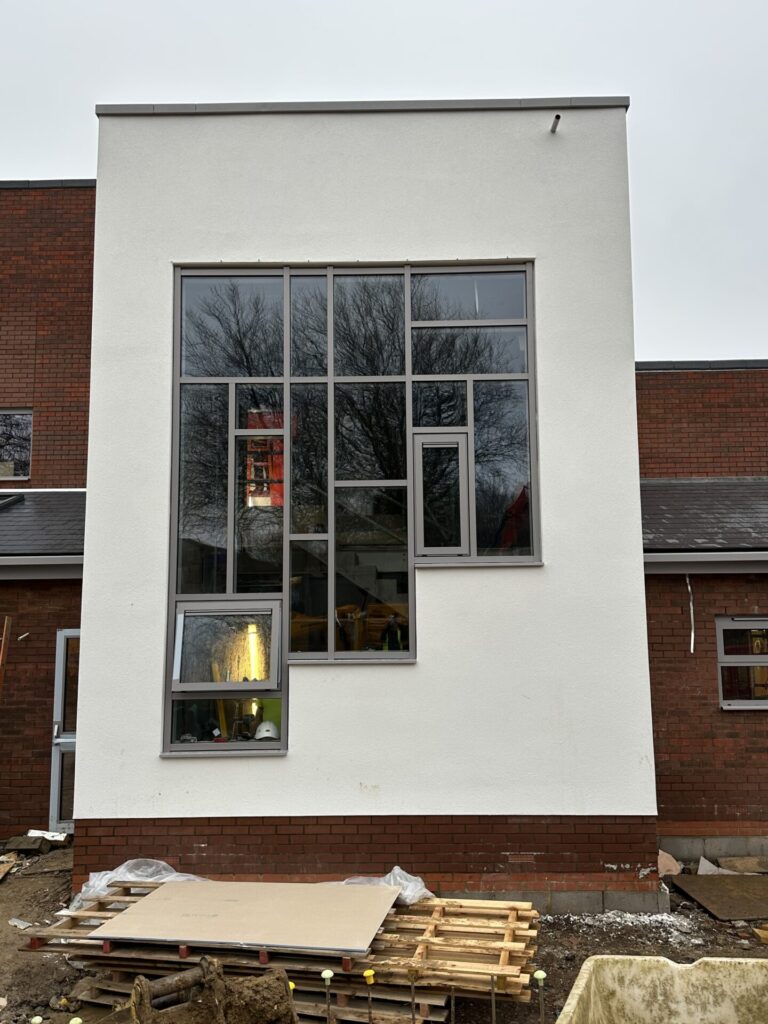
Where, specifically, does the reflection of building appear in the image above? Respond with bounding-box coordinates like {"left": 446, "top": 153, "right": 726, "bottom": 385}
{"left": 3, "top": 102, "right": 767, "bottom": 912}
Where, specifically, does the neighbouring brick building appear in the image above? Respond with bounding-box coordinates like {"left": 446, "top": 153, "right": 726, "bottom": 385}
{"left": 1, "top": 153, "right": 766, "bottom": 911}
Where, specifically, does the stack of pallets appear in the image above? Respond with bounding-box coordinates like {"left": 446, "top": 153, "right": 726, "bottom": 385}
{"left": 28, "top": 879, "right": 539, "bottom": 1022}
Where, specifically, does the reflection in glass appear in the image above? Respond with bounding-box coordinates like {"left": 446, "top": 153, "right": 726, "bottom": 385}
{"left": 335, "top": 383, "right": 406, "bottom": 480}
{"left": 171, "top": 696, "right": 282, "bottom": 743}
{"left": 422, "top": 445, "right": 462, "bottom": 548}
{"left": 474, "top": 381, "right": 531, "bottom": 555}
{"left": 722, "top": 666, "right": 768, "bottom": 702}
{"left": 723, "top": 629, "right": 768, "bottom": 656}
{"left": 412, "top": 326, "right": 527, "bottom": 375}
{"left": 236, "top": 386, "right": 283, "bottom": 429}
{"left": 291, "top": 385, "right": 328, "bottom": 533}
{"left": 63, "top": 636, "right": 80, "bottom": 734}
{"left": 412, "top": 272, "right": 525, "bottom": 321}
{"left": 178, "top": 385, "right": 228, "bottom": 593}
{"left": 335, "top": 488, "right": 408, "bottom": 652}
{"left": 59, "top": 751, "right": 75, "bottom": 821}
{"left": 236, "top": 437, "right": 284, "bottom": 592}
{"left": 179, "top": 612, "right": 273, "bottom": 684}
{"left": 334, "top": 275, "right": 405, "bottom": 375}
{"left": 290, "top": 541, "right": 328, "bottom": 653}
{"left": 291, "top": 276, "right": 327, "bottom": 375}
{"left": 0, "top": 411, "right": 32, "bottom": 478}
{"left": 182, "top": 276, "right": 283, "bottom": 376}
{"left": 413, "top": 382, "right": 467, "bottom": 427}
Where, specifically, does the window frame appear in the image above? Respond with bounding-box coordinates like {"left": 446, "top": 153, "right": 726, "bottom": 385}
{"left": 0, "top": 408, "right": 33, "bottom": 481}
{"left": 717, "top": 616, "right": 768, "bottom": 710}
{"left": 414, "top": 432, "right": 471, "bottom": 556}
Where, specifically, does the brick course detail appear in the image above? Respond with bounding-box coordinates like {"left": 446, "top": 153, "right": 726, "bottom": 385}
{"left": 0, "top": 185, "right": 94, "bottom": 489}
{"left": 72, "top": 815, "right": 658, "bottom": 893}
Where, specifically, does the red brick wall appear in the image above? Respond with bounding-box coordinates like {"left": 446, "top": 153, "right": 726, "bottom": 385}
{"left": 0, "top": 185, "right": 94, "bottom": 489}
{"left": 636, "top": 369, "right": 768, "bottom": 478}
{"left": 646, "top": 573, "right": 768, "bottom": 829}
{"left": 72, "top": 815, "right": 658, "bottom": 892}
{"left": 0, "top": 579, "right": 82, "bottom": 835}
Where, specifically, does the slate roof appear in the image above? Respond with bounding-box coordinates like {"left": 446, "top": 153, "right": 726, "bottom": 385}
{"left": 641, "top": 478, "right": 768, "bottom": 552}
{"left": 0, "top": 491, "right": 85, "bottom": 556}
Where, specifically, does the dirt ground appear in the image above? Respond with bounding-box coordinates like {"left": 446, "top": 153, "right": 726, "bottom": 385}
{"left": 3, "top": 854, "right": 768, "bottom": 1024}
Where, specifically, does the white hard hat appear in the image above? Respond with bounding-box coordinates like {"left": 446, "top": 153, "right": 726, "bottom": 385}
{"left": 254, "top": 720, "right": 280, "bottom": 740}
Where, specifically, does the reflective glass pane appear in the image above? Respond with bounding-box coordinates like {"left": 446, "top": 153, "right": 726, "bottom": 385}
{"left": 182, "top": 276, "right": 283, "bottom": 376}
{"left": 335, "top": 488, "right": 408, "bottom": 653}
{"left": 62, "top": 636, "right": 80, "bottom": 734}
{"left": 723, "top": 628, "right": 768, "bottom": 656}
{"left": 334, "top": 275, "right": 405, "bottom": 375}
{"left": 180, "top": 612, "right": 273, "bottom": 685}
{"left": 171, "top": 696, "right": 282, "bottom": 744}
{"left": 722, "top": 666, "right": 768, "bottom": 702}
{"left": 412, "top": 272, "right": 525, "bottom": 321}
{"left": 236, "top": 386, "right": 283, "bottom": 429}
{"left": 291, "top": 276, "right": 327, "bottom": 375}
{"left": 59, "top": 750, "right": 75, "bottom": 822}
{"left": 178, "top": 385, "right": 228, "bottom": 593}
{"left": 236, "top": 437, "right": 284, "bottom": 592}
{"left": 290, "top": 541, "right": 328, "bottom": 653}
{"left": 474, "top": 381, "right": 531, "bottom": 556}
{"left": 422, "top": 445, "right": 462, "bottom": 548}
{"left": 291, "top": 385, "right": 328, "bottom": 533}
{"left": 0, "top": 412, "right": 32, "bottom": 478}
{"left": 335, "top": 383, "right": 406, "bottom": 480}
{"left": 413, "top": 382, "right": 467, "bottom": 427}
{"left": 412, "top": 326, "right": 527, "bottom": 375}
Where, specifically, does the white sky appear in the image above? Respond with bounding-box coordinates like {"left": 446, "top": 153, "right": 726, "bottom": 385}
{"left": 2, "top": 0, "right": 766, "bottom": 360}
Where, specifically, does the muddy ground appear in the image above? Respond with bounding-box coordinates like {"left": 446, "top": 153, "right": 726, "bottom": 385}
{"left": 2, "top": 853, "right": 768, "bottom": 1023}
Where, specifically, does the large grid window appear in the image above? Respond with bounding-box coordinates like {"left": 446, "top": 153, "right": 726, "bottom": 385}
{"left": 0, "top": 411, "right": 32, "bottom": 479}
{"left": 717, "top": 617, "right": 768, "bottom": 710}
{"left": 167, "top": 265, "right": 538, "bottom": 753}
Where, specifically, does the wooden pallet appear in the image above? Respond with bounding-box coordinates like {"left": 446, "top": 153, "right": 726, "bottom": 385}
{"left": 29, "top": 882, "right": 538, "bottom": 1000}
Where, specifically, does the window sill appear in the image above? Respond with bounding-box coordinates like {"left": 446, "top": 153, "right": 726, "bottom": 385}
{"left": 721, "top": 702, "right": 768, "bottom": 711}
{"left": 414, "top": 559, "right": 543, "bottom": 568}
{"left": 288, "top": 657, "right": 416, "bottom": 665}
{"left": 161, "top": 748, "right": 288, "bottom": 758}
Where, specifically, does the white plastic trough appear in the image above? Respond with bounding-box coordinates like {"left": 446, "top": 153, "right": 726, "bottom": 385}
{"left": 556, "top": 955, "right": 768, "bottom": 1024}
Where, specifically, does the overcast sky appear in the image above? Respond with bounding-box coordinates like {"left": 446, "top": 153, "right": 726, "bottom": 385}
{"left": 2, "top": 0, "right": 766, "bottom": 360}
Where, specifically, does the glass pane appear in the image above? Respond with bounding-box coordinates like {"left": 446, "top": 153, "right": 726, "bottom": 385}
{"left": 178, "top": 385, "right": 228, "bottom": 593}
{"left": 291, "top": 385, "right": 328, "bottom": 533}
{"left": 171, "top": 696, "right": 282, "bottom": 744}
{"left": 334, "top": 275, "right": 405, "bottom": 375}
{"left": 474, "top": 381, "right": 532, "bottom": 556}
{"left": 236, "top": 437, "right": 284, "bottom": 592}
{"left": 59, "top": 750, "right": 75, "bottom": 822}
{"left": 723, "top": 628, "right": 768, "bottom": 656}
{"left": 335, "top": 488, "right": 408, "bottom": 653}
{"left": 62, "top": 636, "right": 80, "bottom": 734}
{"left": 291, "top": 276, "right": 327, "bottom": 375}
{"left": 182, "top": 276, "right": 283, "bottom": 376}
{"left": 412, "top": 326, "right": 527, "bottom": 375}
{"left": 180, "top": 612, "right": 273, "bottom": 685}
{"left": 422, "top": 445, "right": 462, "bottom": 548}
{"left": 335, "top": 383, "right": 406, "bottom": 480}
{"left": 236, "top": 385, "right": 283, "bottom": 429}
{"left": 0, "top": 412, "right": 32, "bottom": 478}
{"left": 722, "top": 666, "right": 768, "bottom": 702}
{"left": 413, "top": 382, "right": 467, "bottom": 426}
{"left": 290, "top": 541, "right": 328, "bottom": 653}
{"left": 412, "top": 272, "right": 525, "bottom": 321}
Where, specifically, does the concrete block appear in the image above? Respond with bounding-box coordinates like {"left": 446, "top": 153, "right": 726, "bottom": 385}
{"left": 604, "top": 890, "right": 669, "bottom": 914}
{"left": 443, "top": 890, "right": 550, "bottom": 911}
{"left": 658, "top": 836, "right": 704, "bottom": 861}
{"left": 550, "top": 890, "right": 603, "bottom": 915}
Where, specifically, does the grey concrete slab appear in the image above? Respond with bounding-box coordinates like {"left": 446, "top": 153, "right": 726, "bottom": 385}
{"left": 604, "top": 890, "right": 671, "bottom": 914}
{"left": 550, "top": 891, "right": 604, "bottom": 915}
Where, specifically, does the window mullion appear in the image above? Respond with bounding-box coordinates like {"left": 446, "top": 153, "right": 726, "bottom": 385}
{"left": 466, "top": 378, "right": 477, "bottom": 556}
{"left": 326, "top": 266, "right": 334, "bottom": 661}
{"left": 226, "top": 381, "right": 236, "bottom": 593}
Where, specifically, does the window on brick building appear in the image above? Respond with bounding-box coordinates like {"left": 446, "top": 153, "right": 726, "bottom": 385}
{"left": 717, "top": 617, "right": 768, "bottom": 709}
{"left": 0, "top": 411, "right": 32, "bottom": 479}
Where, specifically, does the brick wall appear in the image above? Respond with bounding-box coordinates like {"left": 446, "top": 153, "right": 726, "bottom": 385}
{"left": 646, "top": 573, "right": 768, "bottom": 830}
{"left": 72, "top": 814, "right": 658, "bottom": 893}
{"left": 636, "top": 368, "right": 768, "bottom": 478}
{"left": 0, "top": 185, "right": 94, "bottom": 489}
{"left": 0, "top": 579, "right": 82, "bottom": 834}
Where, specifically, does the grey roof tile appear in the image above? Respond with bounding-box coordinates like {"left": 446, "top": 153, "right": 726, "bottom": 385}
{"left": 0, "top": 491, "right": 85, "bottom": 556}
{"left": 641, "top": 478, "right": 768, "bottom": 551}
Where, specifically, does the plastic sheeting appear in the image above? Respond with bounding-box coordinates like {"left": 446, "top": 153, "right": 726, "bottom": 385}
{"left": 71, "top": 858, "right": 202, "bottom": 910}
{"left": 343, "top": 865, "right": 434, "bottom": 905}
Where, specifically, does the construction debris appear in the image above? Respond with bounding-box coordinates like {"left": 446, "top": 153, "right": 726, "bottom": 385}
{"left": 657, "top": 850, "right": 681, "bottom": 876}
{"left": 0, "top": 851, "right": 19, "bottom": 884}
{"left": 719, "top": 857, "right": 768, "bottom": 874}
{"left": 3, "top": 835, "right": 51, "bottom": 856}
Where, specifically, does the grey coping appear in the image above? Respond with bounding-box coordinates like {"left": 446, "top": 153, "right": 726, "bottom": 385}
{"left": 636, "top": 360, "right": 768, "bottom": 371}
{"left": 0, "top": 180, "right": 95, "bottom": 189}
{"left": 641, "top": 478, "right": 768, "bottom": 552}
{"left": 95, "top": 96, "right": 629, "bottom": 116}
{"left": 0, "top": 491, "right": 85, "bottom": 556}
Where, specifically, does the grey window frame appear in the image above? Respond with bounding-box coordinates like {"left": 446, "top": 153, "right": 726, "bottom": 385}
{"left": 49, "top": 627, "right": 79, "bottom": 833}
{"left": 717, "top": 616, "right": 768, "bottom": 710}
{"left": 414, "top": 433, "right": 470, "bottom": 556}
{"left": 0, "top": 408, "right": 33, "bottom": 481}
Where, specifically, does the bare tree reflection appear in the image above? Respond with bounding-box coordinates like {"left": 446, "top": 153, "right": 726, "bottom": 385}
{"left": 291, "top": 277, "right": 327, "bottom": 375}
{"left": 0, "top": 413, "right": 32, "bottom": 477}
{"left": 334, "top": 276, "right": 405, "bottom": 375}
{"left": 291, "top": 384, "right": 328, "bottom": 532}
{"left": 335, "top": 383, "right": 406, "bottom": 480}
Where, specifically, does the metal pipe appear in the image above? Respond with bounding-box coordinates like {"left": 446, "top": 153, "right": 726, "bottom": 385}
{"left": 550, "top": 114, "right": 561, "bottom": 133}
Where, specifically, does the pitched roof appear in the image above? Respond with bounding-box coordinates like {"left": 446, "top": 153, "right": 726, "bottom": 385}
{"left": 0, "top": 491, "right": 85, "bottom": 557}
{"left": 641, "top": 478, "right": 768, "bottom": 552}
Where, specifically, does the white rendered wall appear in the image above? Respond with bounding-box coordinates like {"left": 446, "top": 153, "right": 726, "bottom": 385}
{"left": 78, "top": 107, "right": 657, "bottom": 819}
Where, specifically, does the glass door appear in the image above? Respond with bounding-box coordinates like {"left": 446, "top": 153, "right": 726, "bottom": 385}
{"left": 49, "top": 629, "right": 79, "bottom": 833}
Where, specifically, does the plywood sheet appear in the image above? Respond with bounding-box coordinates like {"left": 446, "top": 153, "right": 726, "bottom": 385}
{"left": 90, "top": 881, "right": 400, "bottom": 953}
{"left": 669, "top": 874, "right": 768, "bottom": 921}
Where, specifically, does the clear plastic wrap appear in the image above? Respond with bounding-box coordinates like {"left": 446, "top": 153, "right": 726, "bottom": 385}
{"left": 343, "top": 865, "right": 434, "bottom": 905}
{"left": 71, "top": 858, "right": 202, "bottom": 910}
